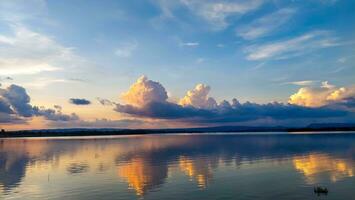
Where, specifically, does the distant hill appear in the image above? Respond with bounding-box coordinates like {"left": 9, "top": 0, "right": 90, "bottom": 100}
{"left": 1, "top": 123, "right": 354, "bottom": 138}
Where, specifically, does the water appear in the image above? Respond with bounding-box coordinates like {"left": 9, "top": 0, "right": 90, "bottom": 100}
{"left": 0, "top": 132, "right": 354, "bottom": 200}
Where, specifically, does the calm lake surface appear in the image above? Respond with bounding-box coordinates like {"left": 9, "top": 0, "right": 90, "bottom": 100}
{"left": 0, "top": 132, "right": 354, "bottom": 200}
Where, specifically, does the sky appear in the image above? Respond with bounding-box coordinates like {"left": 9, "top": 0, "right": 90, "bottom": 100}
{"left": 0, "top": 0, "right": 354, "bottom": 130}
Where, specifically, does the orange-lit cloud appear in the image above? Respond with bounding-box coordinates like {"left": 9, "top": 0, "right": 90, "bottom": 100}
{"left": 289, "top": 81, "right": 355, "bottom": 107}
{"left": 179, "top": 84, "right": 217, "bottom": 109}
{"left": 114, "top": 76, "right": 351, "bottom": 125}
{"left": 121, "top": 76, "right": 168, "bottom": 107}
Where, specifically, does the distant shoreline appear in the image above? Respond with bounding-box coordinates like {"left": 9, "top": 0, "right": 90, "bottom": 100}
{"left": 1, "top": 126, "right": 355, "bottom": 138}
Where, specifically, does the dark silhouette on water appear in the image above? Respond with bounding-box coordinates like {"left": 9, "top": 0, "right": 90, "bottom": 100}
{"left": 1, "top": 123, "right": 355, "bottom": 138}
{"left": 314, "top": 186, "right": 328, "bottom": 195}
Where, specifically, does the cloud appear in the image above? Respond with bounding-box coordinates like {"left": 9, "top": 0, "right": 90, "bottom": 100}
{"left": 23, "top": 77, "right": 72, "bottom": 89}
{"left": 113, "top": 76, "right": 353, "bottom": 125}
{"left": 0, "top": 84, "right": 33, "bottom": 117}
{"left": 0, "top": 0, "right": 47, "bottom": 23}
{"left": 285, "top": 80, "right": 317, "bottom": 86}
{"left": 121, "top": 76, "right": 168, "bottom": 107}
{"left": 114, "top": 41, "right": 138, "bottom": 58}
{"left": 289, "top": 81, "right": 355, "bottom": 107}
{"left": 0, "top": 84, "right": 79, "bottom": 123}
{"left": 0, "top": 24, "right": 83, "bottom": 76}
{"left": 155, "top": 0, "right": 264, "bottom": 30}
{"left": 179, "top": 84, "right": 217, "bottom": 109}
{"left": 33, "top": 107, "right": 79, "bottom": 121}
{"left": 182, "top": 0, "right": 264, "bottom": 30}
{"left": 97, "top": 97, "right": 114, "bottom": 106}
{"left": 236, "top": 8, "right": 296, "bottom": 40}
{"left": 69, "top": 98, "right": 91, "bottom": 105}
{"left": 245, "top": 31, "right": 341, "bottom": 60}
{"left": 180, "top": 42, "right": 199, "bottom": 47}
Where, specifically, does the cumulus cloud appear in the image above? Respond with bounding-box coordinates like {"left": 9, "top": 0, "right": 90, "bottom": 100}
{"left": 179, "top": 84, "right": 217, "bottom": 109}
{"left": 69, "top": 98, "right": 91, "bottom": 105}
{"left": 289, "top": 81, "right": 355, "bottom": 107}
{"left": 0, "top": 84, "right": 79, "bottom": 123}
{"left": 121, "top": 76, "right": 168, "bottom": 107}
{"left": 0, "top": 84, "right": 34, "bottom": 117}
{"left": 113, "top": 76, "right": 353, "bottom": 125}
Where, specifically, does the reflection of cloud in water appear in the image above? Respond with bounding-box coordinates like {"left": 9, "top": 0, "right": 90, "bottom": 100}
{"left": 67, "top": 162, "right": 89, "bottom": 175}
{"left": 117, "top": 157, "right": 167, "bottom": 196}
{"left": 0, "top": 134, "right": 354, "bottom": 196}
{"left": 179, "top": 156, "right": 215, "bottom": 188}
{"left": 0, "top": 155, "right": 28, "bottom": 191}
{"left": 293, "top": 153, "right": 354, "bottom": 184}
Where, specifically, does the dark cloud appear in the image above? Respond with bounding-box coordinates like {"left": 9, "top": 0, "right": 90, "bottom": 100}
{"left": 114, "top": 100, "right": 349, "bottom": 124}
{"left": 112, "top": 76, "right": 355, "bottom": 126}
{"left": 69, "top": 98, "right": 91, "bottom": 105}
{"left": 0, "top": 84, "right": 80, "bottom": 123}
{"left": 327, "top": 97, "right": 355, "bottom": 109}
{"left": 0, "top": 98, "right": 13, "bottom": 114}
{"left": 0, "top": 85, "right": 34, "bottom": 117}
{"left": 33, "top": 106, "right": 79, "bottom": 121}
{"left": 96, "top": 97, "right": 114, "bottom": 106}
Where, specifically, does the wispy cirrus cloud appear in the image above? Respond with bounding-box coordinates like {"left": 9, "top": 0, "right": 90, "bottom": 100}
{"left": 0, "top": 0, "right": 47, "bottom": 23}
{"left": 180, "top": 42, "right": 199, "bottom": 47}
{"left": 0, "top": 25, "right": 81, "bottom": 76}
{"left": 155, "top": 0, "right": 265, "bottom": 30}
{"left": 284, "top": 80, "right": 318, "bottom": 86}
{"left": 245, "top": 30, "right": 341, "bottom": 60}
{"left": 236, "top": 8, "right": 296, "bottom": 40}
{"left": 114, "top": 40, "right": 138, "bottom": 58}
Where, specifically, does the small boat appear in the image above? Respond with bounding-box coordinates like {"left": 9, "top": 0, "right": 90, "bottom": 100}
{"left": 314, "top": 186, "right": 328, "bottom": 195}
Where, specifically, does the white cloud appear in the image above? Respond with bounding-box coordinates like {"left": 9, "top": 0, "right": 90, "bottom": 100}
{"left": 180, "top": 42, "right": 199, "bottom": 47}
{"left": 114, "top": 40, "right": 138, "bottom": 58}
{"left": 155, "top": 0, "right": 264, "bottom": 30}
{"left": 236, "top": 8, "right": 296, "bottom": 40}
{"left": 286, "top": 80, "right": 317, "bottom": 86}
{"left": 245, "top": 31, "right": 341, "bottom": 60}
{"left": 196, "top": 57, "right": 205, "bottom": 63}
{"left": 337, "top": 57, "right": 347, "bottom": 63}
{"left": 23, "top": 77, "right": 73, "bottom": 89}
{"left": 0, "top": 59, "right": 59, "bottom": 75}
{"left": 0, "top": 0, "right": 47, "bottom": 23}
{"left": 0, "top": 25, "right": 80, "bottom": 75}
{"left": 289, "top": 81, "right": 355, "bottom": 107}
{"left": 121, "top": 75, "right": 168, "bottom": 107}
{"left": 182, "top": 0, "right": 264, "bottom": 30}
{"left": 179, "top": 84, "right": 217, "bottom": 109}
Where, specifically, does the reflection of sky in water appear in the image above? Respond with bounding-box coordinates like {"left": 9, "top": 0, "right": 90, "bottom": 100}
{"left": 0, "top": 133, "right": 354, "bottom": 199}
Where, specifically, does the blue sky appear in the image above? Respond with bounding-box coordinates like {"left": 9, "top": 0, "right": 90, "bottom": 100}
{"left": 0, "top": 0, "right": 354, "bottom": 130}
